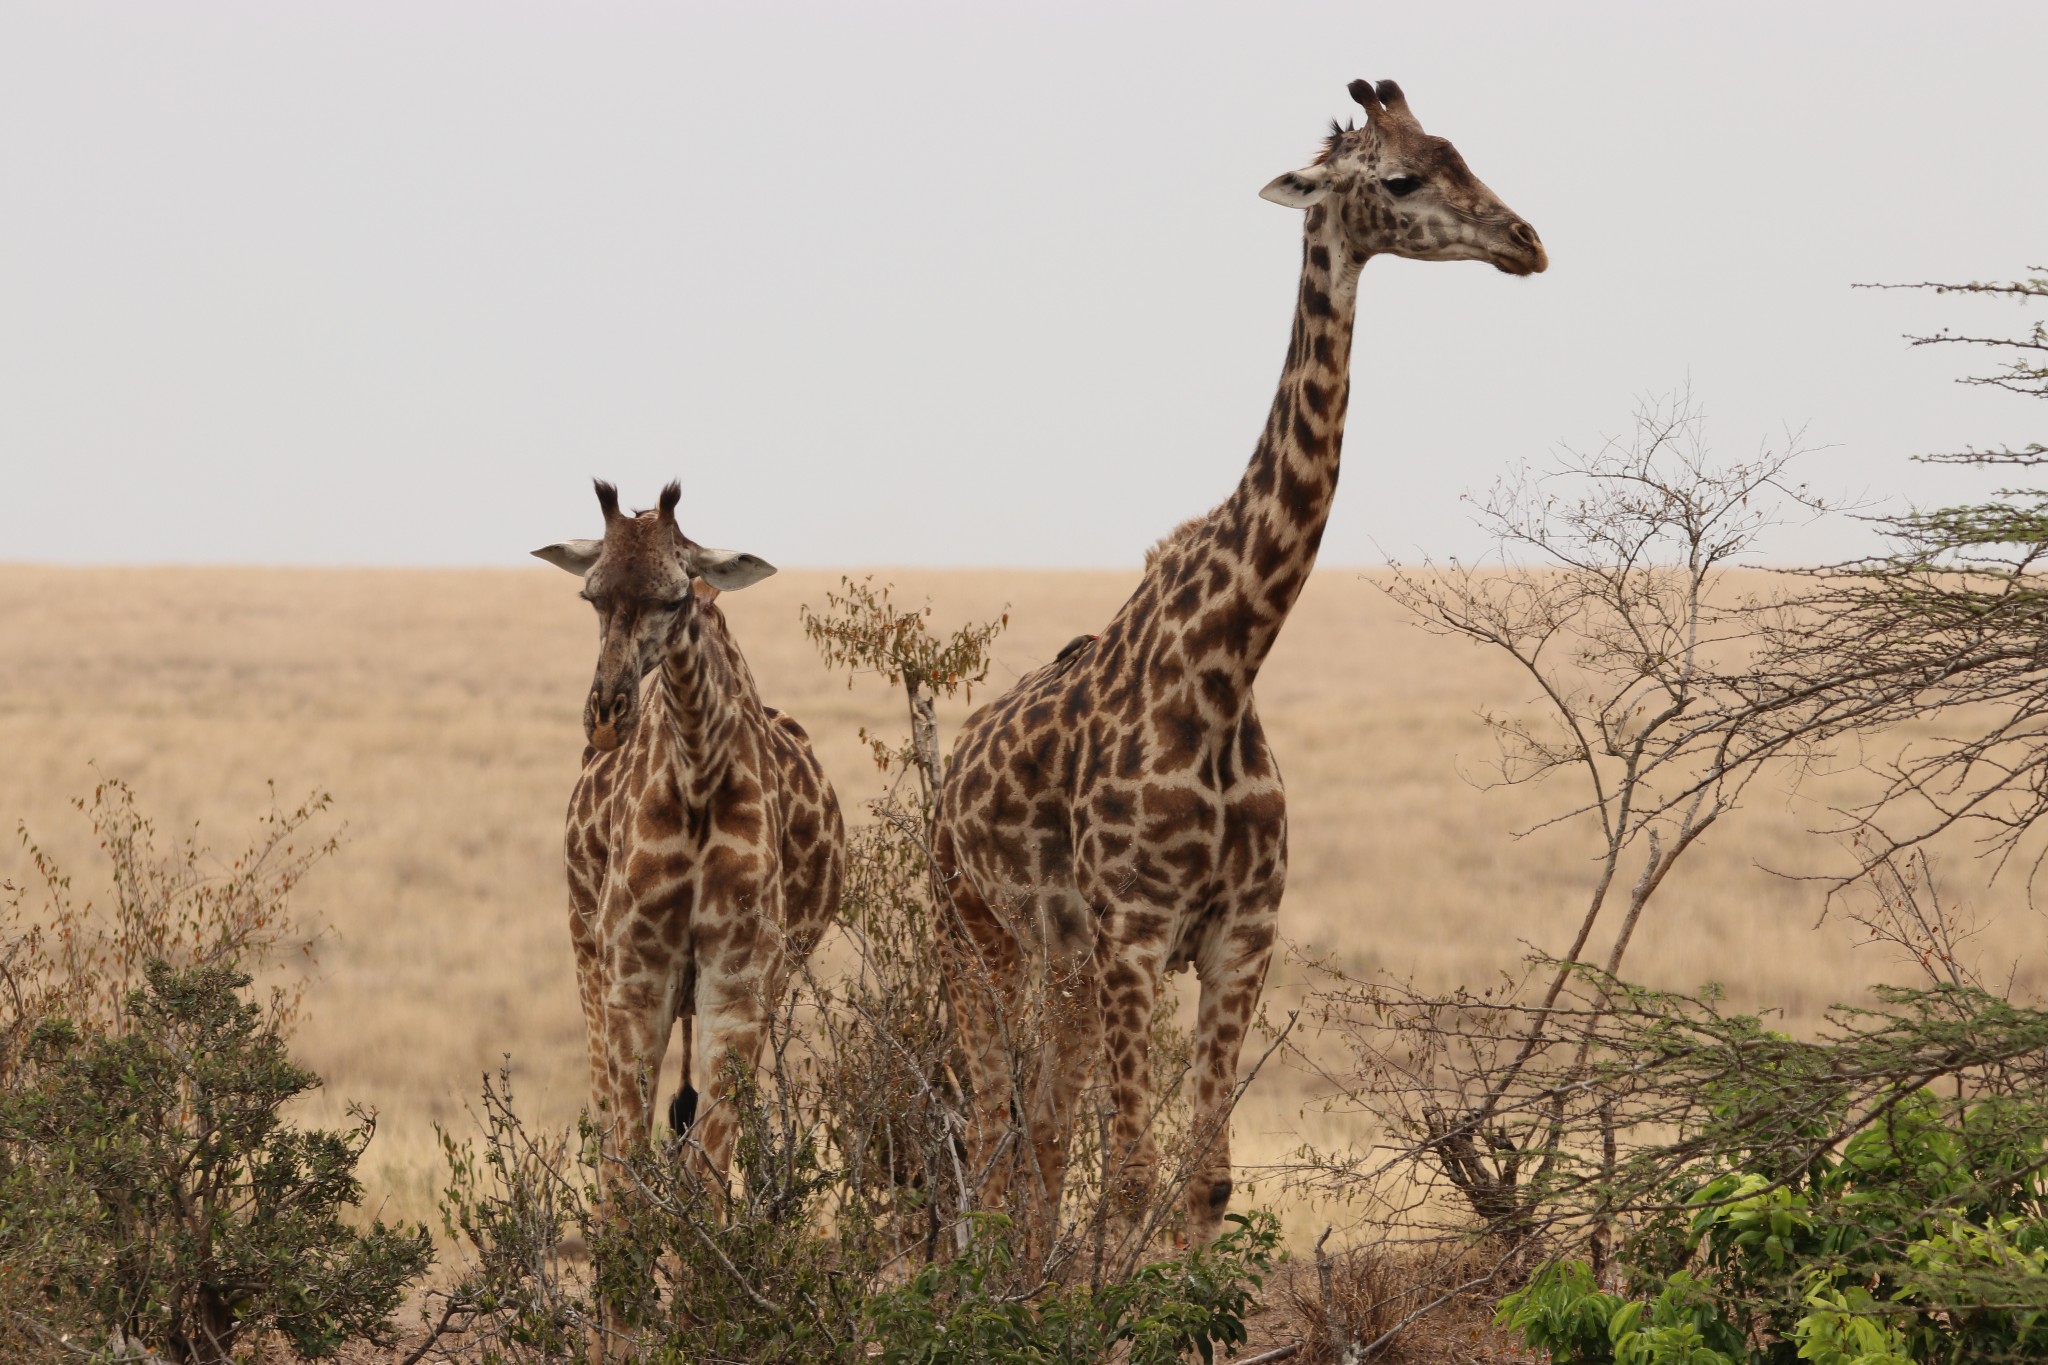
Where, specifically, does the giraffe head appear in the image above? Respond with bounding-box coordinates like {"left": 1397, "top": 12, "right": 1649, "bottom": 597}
{"left": 1260, "top": 78, "right": 1546, "bottom": 277}
{"left": 533, "top": 480, "right": 777, "bottom": 751}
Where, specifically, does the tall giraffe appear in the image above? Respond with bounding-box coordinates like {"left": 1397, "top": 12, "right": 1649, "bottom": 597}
{"left": 535, "top": 480, "right": 845, "bottom": 1181}
{"left": 934, "top": 78, "right": 1545, "bottom": 1243}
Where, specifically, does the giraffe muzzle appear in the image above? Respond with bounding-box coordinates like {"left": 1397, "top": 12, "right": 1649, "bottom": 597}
{"left": 1499, "top": 219, "right": 1547, "bottom": 276}
{"left": 586, "top": 686, "right": 637, "bottom": 751}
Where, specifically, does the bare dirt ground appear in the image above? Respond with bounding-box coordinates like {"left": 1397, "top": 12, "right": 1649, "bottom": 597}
{"left": 3, "top": 562, "right": 2042, "bottom": 1254}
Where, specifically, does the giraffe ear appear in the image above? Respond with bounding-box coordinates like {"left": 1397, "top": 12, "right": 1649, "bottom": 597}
{"left": 1259, "top": 165, "right": 1331, "bottom": 209}
{"left": 685, "top": 546, "right": 777, "bottom": 592}
{"left": 532, "top": 538, "right": 604, "bottom": 576}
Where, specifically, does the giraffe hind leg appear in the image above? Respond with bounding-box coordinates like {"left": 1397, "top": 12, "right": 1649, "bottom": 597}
{"left": 1086, "top": 904, "right": 1170, "bottom": 1250}
{"left": 1023, "top": 932, "right": 1105, "bottom": 1225}
{"left": 931, "top": 832, "right": 1030, "bottom": 1212}
{"left": 685, "top": 934, "right": 786, "bottom": 1190}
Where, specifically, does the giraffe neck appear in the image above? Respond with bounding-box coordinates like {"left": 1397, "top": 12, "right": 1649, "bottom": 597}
{"left": 654, "top": 601, "right": 749, "bottom": 794}
{"left": 1108, "top": 207, "right": 1361, "bottom": 700}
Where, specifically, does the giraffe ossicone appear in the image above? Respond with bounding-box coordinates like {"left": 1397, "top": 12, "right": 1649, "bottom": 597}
{"left": 538, "top": 478, "right": 845, "bottom": 1189}
{"left": 934, "top": 75, "right": 1545, "bottom": 1247}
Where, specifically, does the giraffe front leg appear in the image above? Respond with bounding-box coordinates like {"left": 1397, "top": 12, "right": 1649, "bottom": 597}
{"left": 571, "top": 927, "right": 609, "bottom": 1130}
{"left": 582, "top": 951, "right": 681, "bottom": 1352}
{"left": 593, "top": 965, "right": 679, "bottom": 1159}
{"left": 567, "top": 861, "right": 610, "bottom": 1129}
{"left": 683, "top": 928, "right": 785, "bottom": 1199}
{"left": 1183, "top": 921, "right": 1276, "bottom": 1244}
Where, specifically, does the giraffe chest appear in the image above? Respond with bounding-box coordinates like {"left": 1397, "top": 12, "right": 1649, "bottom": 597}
{"left": 571, "top": 734, "right": 784, "bottom": 947}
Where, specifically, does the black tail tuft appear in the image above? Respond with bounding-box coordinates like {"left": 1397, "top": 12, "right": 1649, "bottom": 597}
{"left": 668, "top": 1083, "right": 699, "bottom": 1137}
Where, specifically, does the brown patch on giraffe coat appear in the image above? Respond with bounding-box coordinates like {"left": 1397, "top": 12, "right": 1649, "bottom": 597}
{"left": 1186, "top": 596, "right": 1260, "bottom": 661}
{"left": 637, "top": 795, "right": 684, "bottom": 842}
{"left": 713, "top": 793, "right": 766, "bottom": 845}
{"left": 1148, "top": 697, "right": 1207, "bottom": 773}
{"left": 1139, "top": 781, "right": 1217, "bottom": 839}
{"left": 1094, "top": 786, "right": 1136, "bottom": 826}
{"left": 1288, "top": 411, "right": 1325, "bottom": 461}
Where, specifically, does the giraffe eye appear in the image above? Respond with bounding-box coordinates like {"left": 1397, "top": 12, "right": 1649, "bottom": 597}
{"left": 1382, "top": 175, "right": 1423, "bottom": 198}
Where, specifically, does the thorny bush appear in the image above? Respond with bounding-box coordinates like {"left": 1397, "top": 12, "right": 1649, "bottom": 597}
{"left": 419, "top": 580, "right": 1280, "bottom": 1362}
{"left": 428, "top": 1054, "right": 1280, "bottom": 1364}
{"left": 1, "top": 776, "right": 334, "bottom": 1074}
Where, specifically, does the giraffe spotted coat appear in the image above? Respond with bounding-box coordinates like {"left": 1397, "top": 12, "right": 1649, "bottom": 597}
{"left": 935, "top": 76, "right": 1546, "bottom": 1244}
{"left": 537, "top": 481, "right": 844, "bottom": 1183}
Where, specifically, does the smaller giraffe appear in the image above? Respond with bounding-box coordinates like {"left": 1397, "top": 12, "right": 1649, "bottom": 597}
{"left": 535, "top": 480, "right": 845, "bottom": 1184}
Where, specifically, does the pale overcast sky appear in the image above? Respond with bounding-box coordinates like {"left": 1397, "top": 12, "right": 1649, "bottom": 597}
{"left": 3, "top": 2, "right": 2044, "bottom": 568}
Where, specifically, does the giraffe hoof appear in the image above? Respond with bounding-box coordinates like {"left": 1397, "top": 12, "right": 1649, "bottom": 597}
{"left": 668, "top": 1083, "right": 699, "bottom": 1136}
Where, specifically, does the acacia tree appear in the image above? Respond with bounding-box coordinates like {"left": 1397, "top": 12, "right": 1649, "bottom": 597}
{"left": 1286, "top": 398, "right": 1838, "bottom": 1238}
{"left": 1746, "top": 271, "right": 2048, "bottom": 884}
{"left": 1263, "top": 277, "right": 2048, "bottom": 1360}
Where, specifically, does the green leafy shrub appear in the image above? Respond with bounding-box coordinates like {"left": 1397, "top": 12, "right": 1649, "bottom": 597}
{"left": 1494, "top": 1259, "right": 1630, "bottom": 1363}
{"left": 1497, "top": 1087, "right": 2048, "bottom": 1364}
{"left": 1, "top": 781, "right": 430, "bottom": 1362}
{"left": 867, "top": 1210, "right": 1277, "bottom": 1365}
{"left": 0, "top": 960, "right": 431, "bottom": 1362}
{"left": 1498, "top": 1263, "right": 1749, "bottom": 1365}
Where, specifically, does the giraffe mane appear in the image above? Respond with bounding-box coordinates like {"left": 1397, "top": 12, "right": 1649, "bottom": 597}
{"left": 1143, "top": 511, "right": 1211, "bottom": 568}
{"left": 1312, "top": 118, "right": 1357, "bottom": 166}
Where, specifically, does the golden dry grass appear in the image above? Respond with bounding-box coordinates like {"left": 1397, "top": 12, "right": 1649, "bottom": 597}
{"left": 3, "top": 563, "right": 2043, "bottom": 1238}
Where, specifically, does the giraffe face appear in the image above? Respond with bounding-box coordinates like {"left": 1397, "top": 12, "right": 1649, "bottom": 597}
{"left": 1261, "top": 79, "right": 1546, "bottom": 278}
{"left": 533, "top": 480, "right": 777, "bottom": 751}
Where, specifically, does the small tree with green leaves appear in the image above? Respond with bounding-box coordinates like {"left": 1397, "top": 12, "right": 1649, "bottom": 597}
{"left": 1495, "top": 1065, "right": 2048, "bottom": 1365}
{"left": 1, "top": 961, "right": 431, "bottom": 1363}
{"left": 0, "top": 781, "right": 429, "bottom": 1362}
{"left": 800, "top": 577, "right": 1214, "bottom": 1268}
{"left": 801, "top": 574, "right": 1007, "bottom": 804}
{"left": 799, "top": 577, "right": 1008, "bottom": 1250}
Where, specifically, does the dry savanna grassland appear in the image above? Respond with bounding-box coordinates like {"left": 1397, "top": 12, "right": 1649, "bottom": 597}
{"left": 3, "top": 562, "right": 2043, "bottom": 1245}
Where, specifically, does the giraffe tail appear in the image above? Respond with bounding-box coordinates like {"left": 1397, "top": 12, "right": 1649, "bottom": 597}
{"left": 668, "top": 1083, "right": 699, "bottom": 1137}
